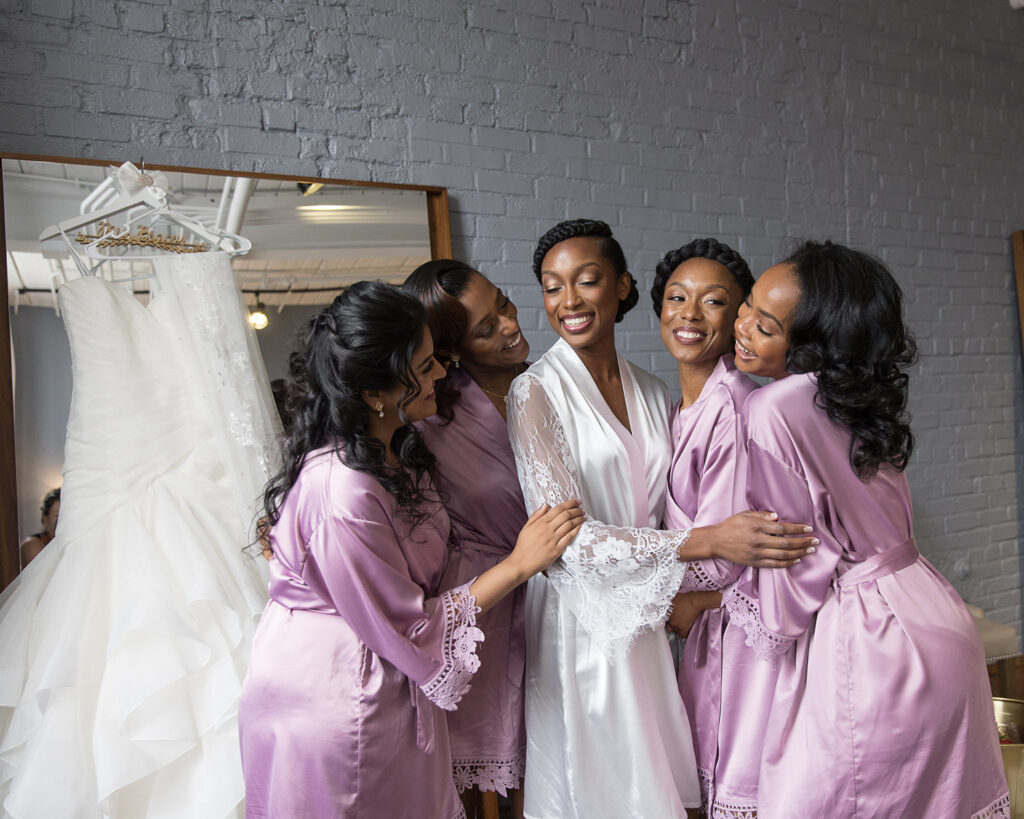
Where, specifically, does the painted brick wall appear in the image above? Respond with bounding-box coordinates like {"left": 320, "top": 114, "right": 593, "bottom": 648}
{"left": 2, "top": 0, "right": 1024, "bottom": 637}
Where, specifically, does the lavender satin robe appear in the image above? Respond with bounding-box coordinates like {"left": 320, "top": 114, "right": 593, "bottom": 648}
{"left": 725, "top": 373, "right": 1008, "bottom": 818}
{"left": 664, "top": 355, "right": 766, "bottom": 816}
{"left": 239, "top": 447, "right": 482, "bottom": 819}
{"left": 418, "top": 367, "right": 528, "bottom": 794}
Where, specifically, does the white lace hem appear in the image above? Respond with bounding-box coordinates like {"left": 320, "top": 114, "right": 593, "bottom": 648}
{"left": 698, "top": 768, "right": 759, "bottom": 819}
{"left": 722, "top": 584, "right": 792, "bottom": 662}
{"left": 973, "top": 791, "right": 1011, "bottom": 819}
{"left": 421, "top": 583, "right": 484, "bottom": 710}
{"left": 452, "top": 752, "right": 525, "bottom": 796}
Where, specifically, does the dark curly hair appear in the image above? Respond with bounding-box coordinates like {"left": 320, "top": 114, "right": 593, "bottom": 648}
{"left": 532, "top": 219, "right": 638, "bottom": 322}
{"left": 784, "top": 240, "right": 918, "bottom": 479}
{"left": 262, "top": 281, "right": 438, "bottom": 529}
{"left": 650, "top": 237, "right": 754, "bottom": 317}
{"left": 41, "top": 487, "right": 60, "bottom": 519}
{"left": 402, "top": 259, "right": 478, "bottom": 422}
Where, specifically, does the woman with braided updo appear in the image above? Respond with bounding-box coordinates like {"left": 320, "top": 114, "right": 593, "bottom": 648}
{"left": 651, "top": 237, "right": 771, "bottom": 818}
{"left": 727, "top": 241, "right": 1007, "bottom": 817}
{"left": 404, "top": 260, "right": 532, "bottom": 819}
{"left": 238, "top": 281, "right": 584, "bottom": 819}
{"left": 506, "top": 221, "right": 814, "bottom": 819}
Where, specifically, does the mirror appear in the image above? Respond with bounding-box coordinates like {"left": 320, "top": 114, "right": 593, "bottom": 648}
{"left": 0, "top": 152, "right": 452, "bottom": 588}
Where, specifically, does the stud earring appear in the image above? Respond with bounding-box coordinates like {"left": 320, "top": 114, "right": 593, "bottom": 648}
{"left": 374, "top": 400, "right": 384, "bottom": 418}
{"left": 450, "top": 353, "right": 461, "bottom": 369}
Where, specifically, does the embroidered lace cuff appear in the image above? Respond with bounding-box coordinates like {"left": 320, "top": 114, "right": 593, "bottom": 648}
{"left": 547, "top": 526, "right": 690, "bottom": 658}
{"left": 679, "top": 559, "right": 731, "bottom": 592}
{"left": 422, "top": 583, "right": 484, "bottom": 711}
{"left": 722, "top": 584, "right": 792, "bottom": 662}
{"left": 452, "top": 751, "right": 525, "bottom": 796}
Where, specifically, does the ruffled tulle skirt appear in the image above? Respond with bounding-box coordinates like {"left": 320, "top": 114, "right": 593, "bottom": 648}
{"left": 0, "top": 445, "right": 267, "bottom": 818}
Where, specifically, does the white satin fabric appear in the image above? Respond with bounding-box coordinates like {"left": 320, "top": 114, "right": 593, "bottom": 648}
{"left": 507, "top": 338, "right": 700, "bottom": 819}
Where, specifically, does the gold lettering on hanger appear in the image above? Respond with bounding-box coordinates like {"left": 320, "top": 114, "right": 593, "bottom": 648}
{"left": 74, "top": 221, "right": 209, "bottom": 254}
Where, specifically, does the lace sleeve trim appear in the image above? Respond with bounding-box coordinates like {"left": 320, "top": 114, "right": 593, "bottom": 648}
{"left": 679, "top": 559, "right": 730, "bottom": 592}
{"left": 421, "top": 582, "right": 484, "bottom": 710}
{"left": 508, "top": 372, "right": 691, "bottom": 657}
{"left": 722, "top": 583, "right": 793, "bottom": 662}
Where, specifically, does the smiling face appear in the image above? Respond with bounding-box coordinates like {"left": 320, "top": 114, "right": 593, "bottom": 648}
{"left": 456, "top": 272, "right": 530, "bottom": 371}
{"left": 659, "top": 257, "right": 745, "bottom": 371}
{"left": 539, "top": 236, "right": 630, "bottom": 352}
{"left": 733, "top": 262, "right": 801, "bottom": 380}
{"left": 375, "top": 326, "right": 447, "bottom": 423}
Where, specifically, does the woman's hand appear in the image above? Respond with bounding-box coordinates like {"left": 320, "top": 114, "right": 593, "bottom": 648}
{"left": 685, "top": 510, "right": 817, "bottom": 568}
{"left": 666, "top": 591, "right": 722, "bottom": 639}
{"left": 508, "top": 499, "right": 585, "bottom": 579}
{"left": 470, "top": 499, "right": 585, "bottom": 614}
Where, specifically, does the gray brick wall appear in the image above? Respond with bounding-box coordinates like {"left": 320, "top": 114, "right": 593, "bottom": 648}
{"left": 2, "top": 0, "right": 1024, "bottom": 638}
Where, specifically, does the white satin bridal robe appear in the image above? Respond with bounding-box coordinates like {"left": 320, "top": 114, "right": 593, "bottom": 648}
{"left": 507, "top": 338, "right": 700, "bottom": 819}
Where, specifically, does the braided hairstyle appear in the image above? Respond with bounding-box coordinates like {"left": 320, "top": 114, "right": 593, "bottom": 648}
{"left": 650, "top": 237, "right": 754, "bottom": 317}
{"left": 532, "top": 219, "right": 639, "bottom": 322}
{"left": 402, "top": 259, "right": 478, "bottom": 422}
{"left": 784, "top": 240, "right": 918, "bottom": 479}
{"left": 262, "top": 281, "right": 438, "bottom": 528}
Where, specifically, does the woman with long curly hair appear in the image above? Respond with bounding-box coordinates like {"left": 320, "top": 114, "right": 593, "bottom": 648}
{"left": 404, "top": 260, "right": 532, "bottom": 819}
{"left": 728, "top": 241, "right": 1007, "bottom": 817}
{"left": 238, "top": 281, "right": 583, "bottom": 819}
{"left": 507, "top": 220, "right": 815, "bottom": 819}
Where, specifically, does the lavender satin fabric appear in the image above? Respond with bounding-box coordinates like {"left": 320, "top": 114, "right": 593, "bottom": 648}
{"left": 239, "top": 447, "right": 474, "bottom": 819}
{"left": 418, "top": 367, "right": 528, "bottom": 794}
{"left": 726, "top": 373, "right": 1008, "bottom": 818}
{"left": 663, "top": 355, "right": 766, "bottom": 815}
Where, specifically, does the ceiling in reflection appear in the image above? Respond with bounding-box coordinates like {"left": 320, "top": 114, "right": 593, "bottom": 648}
{"left": 3, "top": 159, "right": 433, "bottom": 309}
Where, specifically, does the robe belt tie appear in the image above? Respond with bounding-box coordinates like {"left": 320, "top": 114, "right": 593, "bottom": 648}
{"left": 835, "top": 538, "right": 919, "bottom": 588}
{"left": 449, "top": 537, "right": 513, "bottom": 558}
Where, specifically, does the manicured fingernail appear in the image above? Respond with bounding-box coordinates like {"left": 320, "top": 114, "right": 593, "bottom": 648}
{"left": 795, "top": 557, "right": 802, "bottom": 563}
{"left": 768, "top": 512, "right": 778, "bottom": 519}
{"left": 806, "top": 546, "right": 816, "bottom": 554}
{"left": 811, "top": 538, "right": 820, "bottom": 545}
{"left": 803, "top": 526, "right": 813, "bottom": 533}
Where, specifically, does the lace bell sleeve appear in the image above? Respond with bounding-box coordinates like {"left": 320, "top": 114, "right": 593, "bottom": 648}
{"left": 723, "top": 440, "right": 842, "bottom": 662}
{"left": 306, "top": 513, "right": 484, "bottom": 710}
{"left": 507, "top": 372, "right": 690, "bottom": 657}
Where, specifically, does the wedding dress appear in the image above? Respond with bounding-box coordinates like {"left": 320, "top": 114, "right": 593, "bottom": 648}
{"left": 0, "top": 252, "right": 280, "bottom": 818}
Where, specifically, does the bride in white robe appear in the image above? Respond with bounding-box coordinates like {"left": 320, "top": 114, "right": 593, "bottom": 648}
{"left": 508, "top": 221, "right": 815, "bottom": 819}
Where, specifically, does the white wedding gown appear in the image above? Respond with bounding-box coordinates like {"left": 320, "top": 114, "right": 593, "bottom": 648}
{"left": 0, "top": 253, "right": 280, "bottom": 818}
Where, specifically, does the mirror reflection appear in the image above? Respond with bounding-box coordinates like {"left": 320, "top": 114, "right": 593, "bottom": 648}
{"left": 3, "top": 156, "right": 438, "bottom": 557}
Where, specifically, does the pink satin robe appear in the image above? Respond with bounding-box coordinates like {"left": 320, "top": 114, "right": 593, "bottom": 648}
{"left": 725, "top": 373, "right": 1008, "bottom": 818}
{"left": 418, "top": 367, "right": 528, "bottom": 794}
{"left": 238, "top": 447, "right": 481, "bottom": 819}
{"left": 664, "top": 355, "right": 767, "bottom": 817}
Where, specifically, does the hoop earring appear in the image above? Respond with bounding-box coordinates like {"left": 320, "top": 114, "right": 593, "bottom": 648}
{"left": 374, "top": 400, "right": 384, "bottom": 418}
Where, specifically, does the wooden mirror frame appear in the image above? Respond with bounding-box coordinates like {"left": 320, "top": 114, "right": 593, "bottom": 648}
{"left": 0, "top": 151, "right": 452, "bottom": 590}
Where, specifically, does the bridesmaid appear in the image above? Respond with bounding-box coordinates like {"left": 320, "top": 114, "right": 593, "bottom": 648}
{"left": 652, "top": 238, "right": 770, "bottom": 818}
{"left": 238, "top": 281, "right": 584, "bottom": 819}
{"left": 728, "top": 241, "right": 1008, "bottom": 817}
{"left": 404, "top": 260, "right": 531, "bottom": 819}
